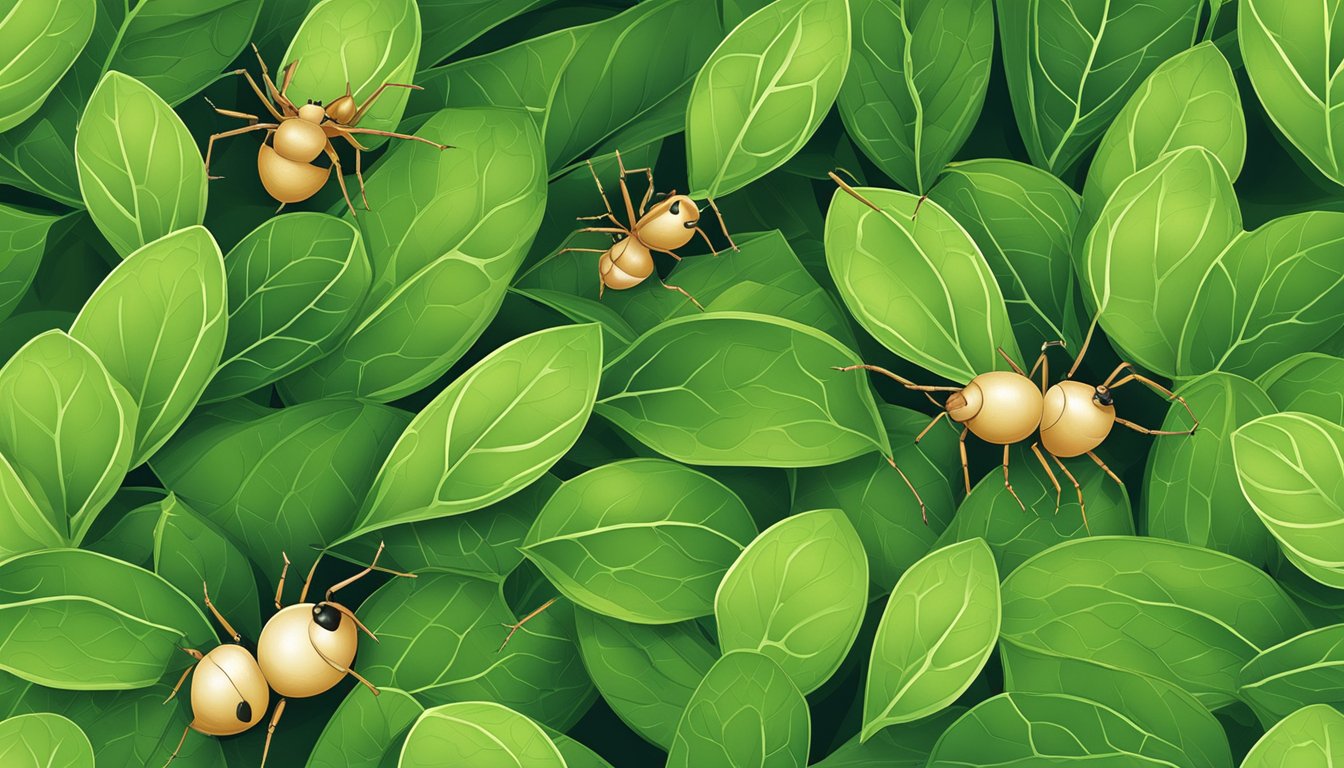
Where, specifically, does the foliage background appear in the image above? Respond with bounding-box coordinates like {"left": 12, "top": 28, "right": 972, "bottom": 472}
{"left": 0, "top": 0, "right": 1343, "bottom": 765}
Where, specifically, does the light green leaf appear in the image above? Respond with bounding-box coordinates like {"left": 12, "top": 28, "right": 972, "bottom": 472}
{"left": 826, "top": 185, "right": 1020, "bottom": 381}
{"left": 281, "top": 0, "right": 419, "bottom": 149}
{"left": 573, "top": 609, "right": 717, "bottom": 750}
{"left": 930, "top": 159, "right": 1084, "bottom": 353}
{"left": 1240, "top": 0, "right": 1344, "bottom": 186}
{"left": 345, "top": 324, "right": 601, "bottom": 542}
{"left": 716, "top": 508, "right": 868, "bottom": 694}
{"left": 686, "top": 0, "right": 851, "bottom": 198}
{"left": 1146, "top": 373, "right": 1276, "bottom": 565}
{"left": 69, "top": 226, "right": 226, "bottom": 466}
{"left": 206, "top": 213, "right": 370, "bottom": 402}
{"left": 74, "top": 72, "right": 206, "bottom": 259}
{"left": 1240, "top": 704, "right": 1344, "bottom": 767}
{"left": 666, "top": 650, "right": 810, "bottom": 768}
{"left": 512, "top": 288, "right": 638, "bottom": 356}
{"left": 1000, "top": 537, "right": 1308, "bottom": 707}
{"left": 838, "top": 0, "right": 993, "bottom": 193}
{"left": 0, "top": 452, "right": 64, "bottom": 559}
{"left": 0, "top": 206, "right": 59, "bottom": 324}
{"left": 1258, "top": 353, "right": 1344, "bottom": 424}
{"left": 1234, "top": 413, "right": 1344, "bottom": 589}
{"left": 281, "top": 107, "right": 546, "bottom": 402}
{"left": 358, "top": 571, "right": 594, "bottom": 729}
{"left": 306, "top": 685, "right": 421, "bottom": 768}
{"left": 597, "top": 312, "right": 890, "bottom": 466}
{"left": 152, "top": 494, "right": 260, "bottom": 640}
{"left": 0, "top": 0, "right": 95, "bottom": 133}
{"left": 400, "top": 702, "right": 565, "bottom": 768}
{"left": 996, "top": 0, "right": 1204, "bottom": 173}
{"left": 0, "top": 713, "right": 93, "bottom": 768}
{"left": 548, "top": 730, "right": 614, "bottom": 768}
{"left": 523, "top": 458, "right": 757, "bottom": 623}
{"left": 1239, "top": 624, "right": 1344, "bottom": 725}
{"left": 815, "top": 708, "right": 963, "bottom": 767}
{"left": 863, "top": 538, "right": 999, "bottom": 739}
{"left": 0, "top": 330, "right": 136, "bottom": 543}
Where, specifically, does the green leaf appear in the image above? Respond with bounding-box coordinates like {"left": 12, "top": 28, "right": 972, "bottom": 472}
{"left": 573, "top": 609, "right": 717, "bottom": 750}
{"left": 548, "top": 730, "right": 615, "bottom": 768}
{"left": 0, "top": 713, "right": 93, "bottom": 768}
{"left": 74, "top": 72, "right": 206, "bottom": 259}
{"left": 1146, "top": 373, "right": 1276, "bottom": 565}
{"left": 151, "top": 494, "right": 260, "bottom": 640}
{"left": 996, "top": 0, "right": 1203, "bottom": 174}
{"left": 1238, "top": 624, "right": 1344, "bottom": 725}
{"left": 929, "top": 159, "right": 1084, "bottom": 354}
{"left": 0, "top": 330, "right": 136, "bottom": 544}
{"left": 1240, "top": 704, "right": 1344, "bottom": 767}
{"left": 0, "top": 548, "right": 214, "bottom": 689}
{"left": 1081, "top": 147, "right": 1241, "bottom": 378}
{"left": 926, "top": 691, "right": 1209, "bottom": 766}
{"left": 417, "top": 0, "right": 553, "bottom": 68}
{"left": 1234, "top": 413, "right": 1344, "bottom": 589}
{"left": 357, "top": 571, "right": 594, "bottom": 729}
{"left": 666, "top": 650, "right": 811, "bottom": 768}
{"left": 511, "top": 288, "right": 638, "bottom": 357}
{"left": 825, "top": 185, "right": 1020, "bottom": 382}
{"left": 794, "top": 404, "right": 959, "bottom": 587}
{"left": 306, "top": 685, "right": 421, "bottom": 768}
{"left": 815, "top": 708, "right": 963, "bottom": 767}
{"left": 281, "top": 0, "right": 420, "bottom": 149}
{"left": 1081, "top": 42, "right": 1245, "bottom": 230}
{"left": 686, "top": 0, "right": 851, "bottom": 198}
{"left": 205, "top": 213, "right": 370, "bottom": 402}
{"left": 1000, "top": 536, "right": 1308, "bottom": 707}
{"left": 345, "top": 324, "right": 601, "bottom": 542}
{"left": 597, "top": 312, "right": 890, "bottom": 466}
{"left": 1179, "top": 211, "right": 1344, "bottom": 379}
{"left": 0, "top": 0, "right": 262, "bottom": 205}
{"left": 863, "top": 538, "right": 999, "bottom": 739}
{"left": 400, "top": 702, "right": 565, "bottom": 768}
{"left": 0, "top": 0, "right": 95, "bottom": 134}
{"left": 1258, "top": 353, "right": 1344, "bottom": 424}
{"left": 0, "top": 206, "right": 59, "bottom": 324}
{"left": 151, "top": 399, "right": 408, "bottom": 593}
{"left": 522, "top": 458, "right": 756, "bottom": 623}
{"left": 716, "top": 508, "right": 868, "bottom": 694}
{"left": 413, "top": 0, "right": 721, "bottom": 174}
{"left": 937, "top": 444, "right": 1133, "bottom": 574}
{"left": 1240, "top": 0, "right": 1344, "bottom": 186}
{"left": 0, "top": 452, "right": 65, "bottom": 558}
{"left": 1000, "top": 642, "right": 1233, "bottom": 768}
{"left": 838, "top": 0, "right": 993, "bottom": 193}
{"left": 280, "top": 107, "right": 546, "bottom": 402}
{"left": 69, "top": 226, "right": 226, "bottom": 466}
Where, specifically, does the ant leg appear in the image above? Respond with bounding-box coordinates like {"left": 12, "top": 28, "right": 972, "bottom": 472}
{"left": 914, "top": 411, "right": 948, "bottom": 443}
{"left": 1031, "top": 443, "right": 1061, "bottom": 513}
{"left": 202, "top": 582, "right": 241, "bottom": 643}
{"left": 911, "top": 193, "right": 928, "bottom": 221}
{"left": 612, "top": 150, "right": 640, "bottom": 226}
{"left": 659, "top": 279, "right": 704, "bottom": 310}
{"left": 500, "top": 597, "right": 559, "bottom": 651}
{"left": 707, "top": 197, "right": 739, "bottom": 251}
{"left": 309, "top": 637, "right": 381, "bottom": 692}
{"left": 578, "top": 226, "right": 628, "bottom": 235}
{"left": 997, "top": 347, "right": 1025, "bottom": 375}
{"left": 577, "top": 212, "right": 627, "bottom": 228}
{"left": 204, "top": 96, "right": 260, "bottom": 124}
{"left": 204, "top": 124, "right": 276, "bottom": 178}
{"left": 1050, "top": 454, "right": 1088, "bottom": 532}
{"left": 162, "top": 724, "right": 192, "bottom": 767}
{"left": 1115, "top": 417, "right": 1195, "bottom": 437}
{"left": 249, "top": 44, "right": 295, "bottom": 112}
{"left": 583, "top": 160, "right": 625, "bottom": 228}
{"left": 650, "top": 246, "right": 683, "bottom": 262}
{"left": 326, "top": 541, "right": 414, "bottom": 601}
{"left": 274, "top": 552, "right": 291, "bottom": 610}
{"left": 322, "top": 145, "right": 358, "bottom": 217}
{"left": 227, "top": 68, "right": 285, "bottom": 120}
{"left": 692, "top": 227, "right": 721, "bottom": 257}
{"left": 828, "top": 171, "right": 883, "bottom": 212}
{"left": 1026, "top": 341, "right": 1067, "bottom": 393}
{"left": 1003, "top": 446, "right": 1026, "bottom": 510}
{"left": 341, "top": 127, "right": 451, "bottom": 151}
{"left": 1066, "top": 313, "right": 1101, "bottom": 379}
{"left": 350, "top": 82, "right": 422, "bottom": 125}
{"left": 1085, "top": 451, "right": 1124, "bottom": 488}
{"left": 1104, "top": 368, "right": 1199, "bottom": 433}
{"left": 959, "top": 427, "right": 971, "bottom": 495}
{"left": 279, "top": 61, "right": 299, "bottom": 106}
{"left": 260, "top": 699, "right": 287, "bottom": 768}
{"left": 335, "top": 133, "right": 370, "bottom": 209}
{"left": 163, "top": 649, "right": 202, "bottom": 703}
{"left": 887, "top": 455, "right": 928, "bottom": 524}
{"left": 832, "top": 364, "right": 963, "bottom": 393}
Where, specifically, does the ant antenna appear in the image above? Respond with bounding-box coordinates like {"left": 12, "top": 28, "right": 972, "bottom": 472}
{"left": 828, "top": 169, "right": 882, "bottom": 213}
{"left": 1067, "top": 311, "right": 1102, "bottom": 379}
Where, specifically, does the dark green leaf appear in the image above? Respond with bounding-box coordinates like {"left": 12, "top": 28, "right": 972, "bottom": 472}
{"left": 306, "top": 685, "right": 421, "bottom": 768}
{"left": 152, "top": 494, "right": 260, "bottom": 639}
{"left": 0, "top": 206, "right": 60, "bottom": 324}
{"left": 815, "top": 708, "right": 963, "bottom": 767}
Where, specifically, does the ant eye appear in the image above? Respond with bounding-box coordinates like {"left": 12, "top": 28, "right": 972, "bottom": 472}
{"left": 1093, "top": 388, "right": 1114, "bottom": 406}
{"left": 312, "top": 603, "right": 342, "bottom": 632}
{"left": 236, "top": 701, "right": 252, "bottom": 722}
{"left": 669, "top": 200, "right": 680, "bottom": 215}
{"left": 652, "top": 191, "right": 668, "bottom": 201}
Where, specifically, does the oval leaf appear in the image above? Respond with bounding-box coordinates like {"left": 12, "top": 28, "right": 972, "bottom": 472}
{"left": 0, "top": 0, "right": 95, "bottom": 133}
{"left": 1241, "top": 704, "right": 1344, "bottom": 767}
{"left": 716, "top": 508, "right": 868, "bottom": 694}
{"left": 307, "top": 685, "right": 421, "bottom": 768}
{"left": 686, "top": 0, "right": 851, "bottom": 198}
{"left": 0, "top": 713, "right": 93, "bottom": 768}
{"left": 0, "top": 206, "right": 60, "bottom": 324}
{"left": 1258, "top": 353, "right": 1344, "bottom": 424}
{"left": 400, "top": 702, "right": 564, "bottom": 768}
{"left": 523, "top": 459, "right": 757, "bottom": 623}
{"left": 1239, "top": 624, "right": 1344, "bottom": 725}
{"left": 152, "top": 494, "right": 260, "bottom": 640}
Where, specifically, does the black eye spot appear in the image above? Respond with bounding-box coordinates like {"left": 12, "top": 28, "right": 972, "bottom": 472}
{"left": 236, "top": 701, "right": 252, "bottom": 722}
{"left": 669, "top": 200, "right": 680, "bottom": 215}
{"left": 313, "top": 603, "right": 342, "bottom": 632}
{"left": 1093, "top": 387, "right": 1114, "bottom": 406}
{"left": 682, "top": 221, "right": 696, "bottom": 229}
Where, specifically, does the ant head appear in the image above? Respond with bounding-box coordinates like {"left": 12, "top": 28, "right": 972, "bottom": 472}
{"left": 324, "top": 94, "right": 357, "bottom": 124}
{"left": 638, "top": 193, "right": 700, "bottom": 251}
{"left": 945, "top": 382, "right": 983, "bottom": 423}
{"left": 297, "top": 102, "right": 326, "bottom": 123}
{"left": 311, "top": 601, "right": 342, "bottom": 632}
{"left": 1093, "top": 385, "right": 1114, "bottom": 407}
